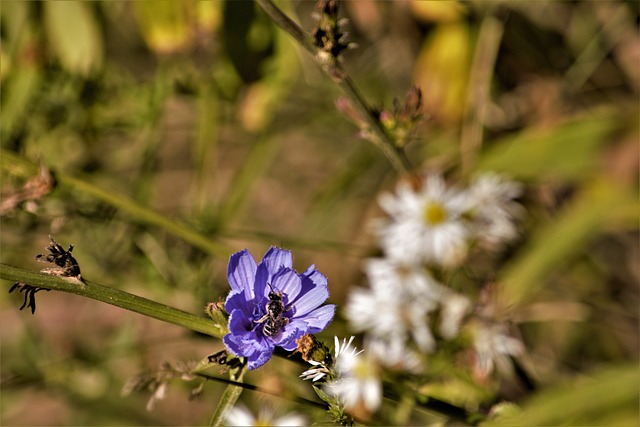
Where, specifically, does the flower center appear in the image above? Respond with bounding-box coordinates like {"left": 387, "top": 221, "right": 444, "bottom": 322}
{"left": 423, "top": 201, "right": 447, "bottom": 225}
{"left": 352, "top": 357, "right": 378, "bottom": 380}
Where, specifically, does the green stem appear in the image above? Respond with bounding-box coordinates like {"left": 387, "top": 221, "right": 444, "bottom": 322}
{"left": 254, "top": 0, "right": 316, "bottom": 54}
{"left": 1, "top": 263, "right": 227, "bottom": 338}
{"left": 337, "top": 75, "right": 414, "bottom": 175}
{"left": 0, "top": 150, "right": 230, "bottom": 258}
{"left": 460, "top": 11, "right": 504, "bottom": 176}
{"left": 254, "top": 0, "right": 413, "bottom": 176}
{"left": 208, "top": 367, "right": 247, "bottom": 426}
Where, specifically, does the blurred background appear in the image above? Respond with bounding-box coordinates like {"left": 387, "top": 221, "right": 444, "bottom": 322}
{"left": 1, "top": 1, "right": 638, "bottom": 425}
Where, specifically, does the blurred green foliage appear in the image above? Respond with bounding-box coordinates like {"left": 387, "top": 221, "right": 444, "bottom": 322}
{"left": 1, "top": 0, "right": 638, "bottom": 425}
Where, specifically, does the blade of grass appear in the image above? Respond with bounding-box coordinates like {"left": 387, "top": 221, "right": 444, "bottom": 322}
{"left": 0, "top": 149, "right": 230, "bottom": 258}
{"left": 475, "top": 111, "right": 621, "bottom": 181}
{"left": 216, "top": 135, "right": 280, "bottom": 226}
{"left": 460, "top": 11, "right": 504, "bottom": 175}
{"left": 496, "top": 178, "right": 639, "bottom": 310}
{"left": 483, "top": 363, "right": 639, "bottom": 426}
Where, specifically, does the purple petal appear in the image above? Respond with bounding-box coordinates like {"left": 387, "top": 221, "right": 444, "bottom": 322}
{"left": 291, "top": 284, "right": 329, "bottom": 316}
{"left": 279, "top": 339, "right": 301, "bottom": 352}
{"left": 260, "top": 247, "right": 293, "bottom": 273}
{"left": 303, "top": 265, "right": 328, "bottom": 289}
{"left": 300, "top": 304, "right": 335, "bottom": 333}
{"left": 224, "top": 332, "right": 259, "bottom": 358}
{"left": 271, "top": 269, "right": 302, "bottom": 302}
{"left": 228, "top": 308, "right": 255, "bottom": 334}
{"left": 253, "top": 263, "right": 270, "bottom": 303}
{"left": 224, "top": 334, "right": 250, "bottom": 357}
{"left": 227, "top": 250, "right": 257, "bottom": 298}
{"left": 274, "top": 319, "right": 307, "bottom": 350}
{"left": 246, "top": 346, "right": 274, "bottom": 370}
{"left": 225, "top": 290, "right": 251, "bottom": 316}
{"left": 223, "top": 334, "right": 243, "bottom": 357}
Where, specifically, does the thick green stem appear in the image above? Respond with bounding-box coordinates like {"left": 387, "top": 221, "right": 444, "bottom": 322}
{"left": 1, "top": 263, "right": 227, "bottom": 338}
{"left": 209, "top": 380, "right": 245, "bottom": 426}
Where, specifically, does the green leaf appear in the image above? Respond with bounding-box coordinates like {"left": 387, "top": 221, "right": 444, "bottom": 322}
{"left": 44, "top": 1, "right": 103, "bottom": 76}
{"left": 1, "top": 63, "right": 40, "bottom": 141}
{"left": 0, "top": 2, "right": 41, "bottom": 140}
{"left": 482, "top": 363, "right": 639, "bottom": 426}
{"left": 477, "top": 111, "right": 621, "bottom": 181}
{"left": 497, "top": 179, "right": 638, "bottom": 308}
{"left": 216, "top": 136, "right": 281, "bottom": 226}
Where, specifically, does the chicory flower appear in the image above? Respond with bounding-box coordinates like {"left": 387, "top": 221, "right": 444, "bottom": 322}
{"left": 223, "top": 247, "right": 336, "bottom": 370}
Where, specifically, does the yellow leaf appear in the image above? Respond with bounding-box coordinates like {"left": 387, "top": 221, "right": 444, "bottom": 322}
{"left": 413, "top": 22, "right": 471, "bottom": 124}
{"left": 410, "top": 0, "right": 467, "bottom": 23}
{"left": 44, "top": 1, "right": 103, "bottom": 76}
{"left": 133, "top": 0, "right": 194, "bottom": 54}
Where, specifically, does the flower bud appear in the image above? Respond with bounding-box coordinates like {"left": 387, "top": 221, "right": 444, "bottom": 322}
{"left": 295, "top": 334, "right": 333, "bottom": 365}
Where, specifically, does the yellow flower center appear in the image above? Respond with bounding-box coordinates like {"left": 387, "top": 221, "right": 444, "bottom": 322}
{"left": 423, "top": 201, "right": 447, "bottom": 225}
{"left": 353, "top": 358, "right": 377, "bottom": 380}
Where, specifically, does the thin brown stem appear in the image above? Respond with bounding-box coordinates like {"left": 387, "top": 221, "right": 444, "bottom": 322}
{"left": 255, "top": 0, "right": 413, "bottom": 176}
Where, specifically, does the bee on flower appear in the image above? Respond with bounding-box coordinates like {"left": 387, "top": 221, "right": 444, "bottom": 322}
{"left": 223, "top": 247, "right": 336, "bottom": 370}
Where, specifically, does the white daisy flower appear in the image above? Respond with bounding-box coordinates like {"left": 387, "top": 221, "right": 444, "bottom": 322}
{"left": 344, "top": 284, "right": 438, "bottom": 353}
{"left": 325, "top": 342, "right": 382, "bottom": 413}
{"left": 364, "top": 257, "right": 444, "bottom": 300}
{"left": 299, "top": 361, "right": 329, "bottom": 382}
{"left": 334, "top": 335, "right": 363, "bottom": 360}
{"left": 375, "top": 174, "right": 471, "bottom": 267}
{"left": 438, "top": 290, "right": 472, "bottom": 340}
{"left": 472, "top": 321, "right": 524, "bottom": 378}
{"left": 465, "top": 173, "right": 523, "bottom": 246}
{"left": 225, "top": 404, "right": 307, "bottom": 426}
{"left": 300, "top": 336, "right": 362, "bottom": 382}
{"left": 366, "top": 336, "right": 424, "bottom": 373}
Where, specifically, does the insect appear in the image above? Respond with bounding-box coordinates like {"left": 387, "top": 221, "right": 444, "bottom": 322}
{"left": 254, "top": 285, "right": 290, "bottom": 337}
{"left": 36, "top": 235, "right": 82, "bottom": 278}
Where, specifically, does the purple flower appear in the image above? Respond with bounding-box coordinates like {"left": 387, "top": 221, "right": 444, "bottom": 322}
{"left": 223, "top": 247, "right": 336, "bottom": 370}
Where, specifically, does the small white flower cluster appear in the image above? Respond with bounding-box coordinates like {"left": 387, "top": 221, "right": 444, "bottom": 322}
{"left": 346, "top": 258, "right": 462, "bottom": 357}
{"left": 374, "top": 173, "right": 523, "bottom": 267}
{"left": 325, "top": 337, "right": 382, "bottom": 413}
{"left": 337, "top": 173, "right": 525, "bottom": 411}
{"left": 299, "top": 173, "right": 525, "bottom": 418}
{"left": 300, "top": 336, "right": 383, "bottom": 414}
{"left": 471, "top": 320, "right": 525, "bottom": 379}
